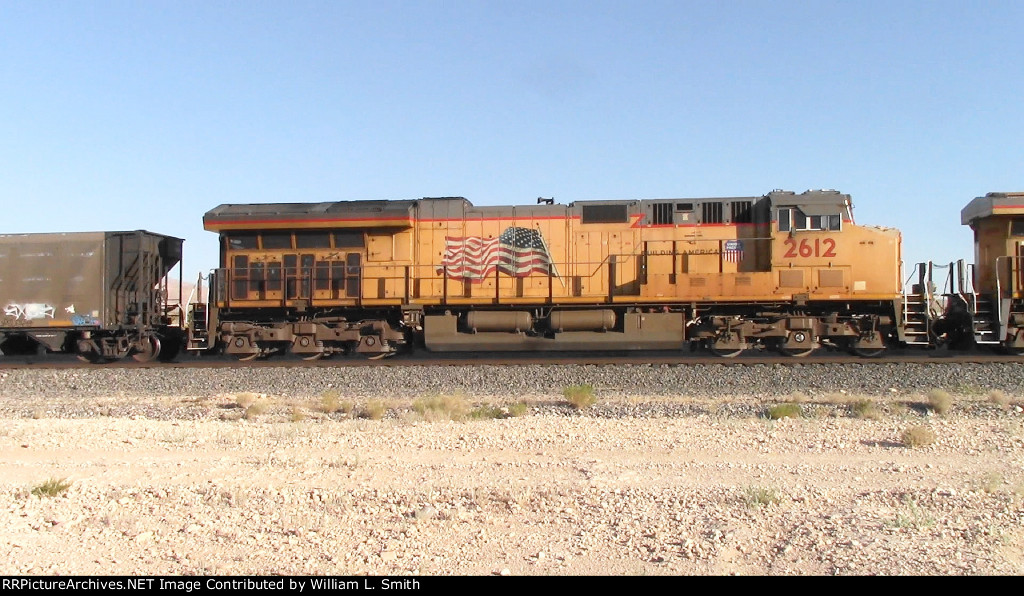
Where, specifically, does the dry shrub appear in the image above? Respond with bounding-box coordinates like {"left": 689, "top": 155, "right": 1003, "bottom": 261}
{"left": 31, "top": 477, "right": 72, "bottom": 498}
{"left": 468, "top": 405, "right": 505, "bottom": 420}
{"left": 926, "top": 389, "right": 953, "bottom": 415}
{"left": 319, "top": 390, "right": 343, "bottom": 413}
{"left": 902, "top": 425, "right": 936, "bottom": 448}
{"left": 987, "top": 389, "right": 1011, "bottom": 409}
{"left": 234, "top": 392, "right": 262, "bottom": 409}
{"left": 289, "top": 406, "right": 307, "bottom": 423}
{"left": 412, "top": 394, "right": 470, "bottom": 421}
{"left": 507, "top": 402, "right": 529, "bottom": 417}
{"left": 242, "top": 400, "right": 270, "bottom": 420}
{"left": 361, "top": 399, "right": 387, "bottom": 420}
{"left": 851, "top": 398, "right": 884, "bottom": 420}
{"left": 743, "top": 485, "right": 781, "bottom": 508}
{"left": 980, "top": 472, "right": 1004, "bottom": 494}
{"left": 564, "top": 385, "right": 596, "bottom": 410}
{"left": 766, "top": 403, "right": 802, "bottom": 420}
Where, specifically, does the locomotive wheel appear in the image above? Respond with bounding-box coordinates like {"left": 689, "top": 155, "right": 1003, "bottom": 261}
{"left": 77, "top": 351, "right": 114, "bottom": 364}
{"left": 777, "top": 331, "right": 815, "bottom": 357}
{"left": 132, "top": 336, "right": 162, "bottom": 363}
{"left": 851, "top": 346, "right": 886, "bottom": 358}
{"left": 779, "top": 347, "right": 814, "bottom": 357}
{"left": 708, "top": 341, "right": 745, "bottom": 357}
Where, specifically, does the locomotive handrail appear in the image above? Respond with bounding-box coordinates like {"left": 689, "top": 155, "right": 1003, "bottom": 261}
{"left": 215, "top": 258, "right": 625, "bottom": 304}
{"left": 992, "top": 254, "right": 1024, "bottom": 337}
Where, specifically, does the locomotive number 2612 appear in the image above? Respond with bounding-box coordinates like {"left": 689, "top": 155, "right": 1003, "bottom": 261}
{"left": 783, "top": 237, "right": 837, "bottom": 258}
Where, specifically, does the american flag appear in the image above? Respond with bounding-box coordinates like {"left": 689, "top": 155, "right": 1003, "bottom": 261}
{"left": 441, "top": 226, "right": 557, "bottom": 281}
{"left": 723, "top": 239, "right": 744, "bottom": 263}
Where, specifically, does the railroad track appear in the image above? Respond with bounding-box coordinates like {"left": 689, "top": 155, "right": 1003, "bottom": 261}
{"left": 2, "top": 348, "right": 1022, "bottom": 370}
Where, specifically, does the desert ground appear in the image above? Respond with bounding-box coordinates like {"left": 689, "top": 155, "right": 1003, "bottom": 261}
{"left": 1, "top": 387, "right": 1022, "bottom": 576}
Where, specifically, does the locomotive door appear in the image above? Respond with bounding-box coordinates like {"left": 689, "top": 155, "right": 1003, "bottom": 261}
{"left": 1017, "top": 242, "right": 1024, "bottom": 296}
{"left": 284, "top": 254, "right": 315, "bottom": 301}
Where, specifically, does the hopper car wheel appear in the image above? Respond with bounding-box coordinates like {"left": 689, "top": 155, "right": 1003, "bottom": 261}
{"left": 132, "top": 336, "right": 162, "bottom": 363}
{"left": 158, "top": 334, "right": 182, "bottom": 362}
{"left": 301, "top": 352, "right": 325, "bottom": 361}
{"left": 235, "top": 352, "right": 260, "bottom": 362}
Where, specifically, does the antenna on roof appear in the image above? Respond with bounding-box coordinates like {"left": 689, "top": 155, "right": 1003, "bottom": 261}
{"left": 537, "top": 197, "right": 554, "bottom": 205}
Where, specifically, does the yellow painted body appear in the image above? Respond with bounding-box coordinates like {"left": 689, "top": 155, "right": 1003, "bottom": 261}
{"left": 210, "top": 205, "right": 902, "bottom": 310}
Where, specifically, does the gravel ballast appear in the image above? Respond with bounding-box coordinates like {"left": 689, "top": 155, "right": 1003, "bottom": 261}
{"left": 3, "top": 362, "right": 1024, "bottom": 401}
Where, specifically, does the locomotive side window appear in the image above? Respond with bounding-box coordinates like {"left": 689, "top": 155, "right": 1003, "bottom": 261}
{"left": 314, "top": 261, "right": 331, "bottom": 290}
{"left": 780, "top": 208, "right": 842, "bottom": 231}
{"left": 267, "top": 262, "right": 282, "bottom": 292}
{"left": 250, "top": 262, "right": 265, "bottom": 295}
{"left": 1011, "top": 220, "right": 1024, "bottom": 236}
{"left": 333, "top": 232, "right": 365, "bottom": 248}
{"left": 793, "top": 209, "right": 807, "bottom": 230}
{"left": 262, "top": 233, "right": 292, "bottom": 249}
{"left": 232, "top": 255, "right": 248, "bottom": 298}
{"left": 777, "top": 208, "right": 792, "bottom": 231}
{"left": 331, "top": 261, "right": 346, "bottom": 292}
{"left": 296, "top": 232, "right": 331, "bottom": 249}
{"left": 228, "top": 233, "right": 258, "bottom": 250}
{"left": 345, "top": 253, "right": 361, "bottom": 298}
{"left": 702, "top": 202, "right": 723, "bottom": 224}
{"left": 582, "top": 204, "right": 629, "bottom": 224}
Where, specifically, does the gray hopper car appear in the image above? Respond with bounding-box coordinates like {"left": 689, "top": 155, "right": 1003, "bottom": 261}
{"left": 0, "top": 230, "right": 184, "bottom": 362}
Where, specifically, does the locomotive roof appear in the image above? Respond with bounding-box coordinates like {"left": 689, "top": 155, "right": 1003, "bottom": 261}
{"left": 960, "top": 192, "right": 1024, "bottom": 225}
{"left": 767, "top": 189, "right": 852, "bottom": 216}
{"left": 204, "top": 190, "right": 856, "bottom": 231}
{"left": 204, "top": 200, "right": 420, "bottom": 231}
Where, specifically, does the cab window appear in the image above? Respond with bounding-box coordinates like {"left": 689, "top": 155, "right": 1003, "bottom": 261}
{"left": 779, "top": 208, "right": 841, "bottom": 231}
{"left": 262, "top": 233, "right": 292, "bottom": 249}
{"left": 227, "top": 233, "right": 258, "bottom": 250}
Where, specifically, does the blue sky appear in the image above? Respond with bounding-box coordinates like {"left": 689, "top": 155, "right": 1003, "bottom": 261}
{"left": 2, "top": 1, "right": 1023, "bottom": 277}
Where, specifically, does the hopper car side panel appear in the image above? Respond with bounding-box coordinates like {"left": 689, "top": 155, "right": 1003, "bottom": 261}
{"left": 0, "top": 231, "right": 184, "bottom": 361}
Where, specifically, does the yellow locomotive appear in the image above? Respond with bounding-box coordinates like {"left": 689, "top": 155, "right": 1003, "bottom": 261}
{"left": 902, "top": 192, "right": 1024, "bottom": 353}
{"left": 197, "top": 189, "right": 902, "bottom": 359}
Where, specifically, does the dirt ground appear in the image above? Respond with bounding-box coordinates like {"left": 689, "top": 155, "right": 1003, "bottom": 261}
{"left": 1, "top": 392, "right": 1022, "bottom": 576}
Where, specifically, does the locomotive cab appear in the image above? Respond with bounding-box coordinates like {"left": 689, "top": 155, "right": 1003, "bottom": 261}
{"left": 958, "top": 191, "right": 1024, "bottom": 350}
{"left": 201, "top": 201, "right": 415, "bottom": 359}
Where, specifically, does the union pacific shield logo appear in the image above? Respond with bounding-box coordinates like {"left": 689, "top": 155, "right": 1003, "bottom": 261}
{"left": 723, "top": 240, "right": 744, "bottom": 263}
